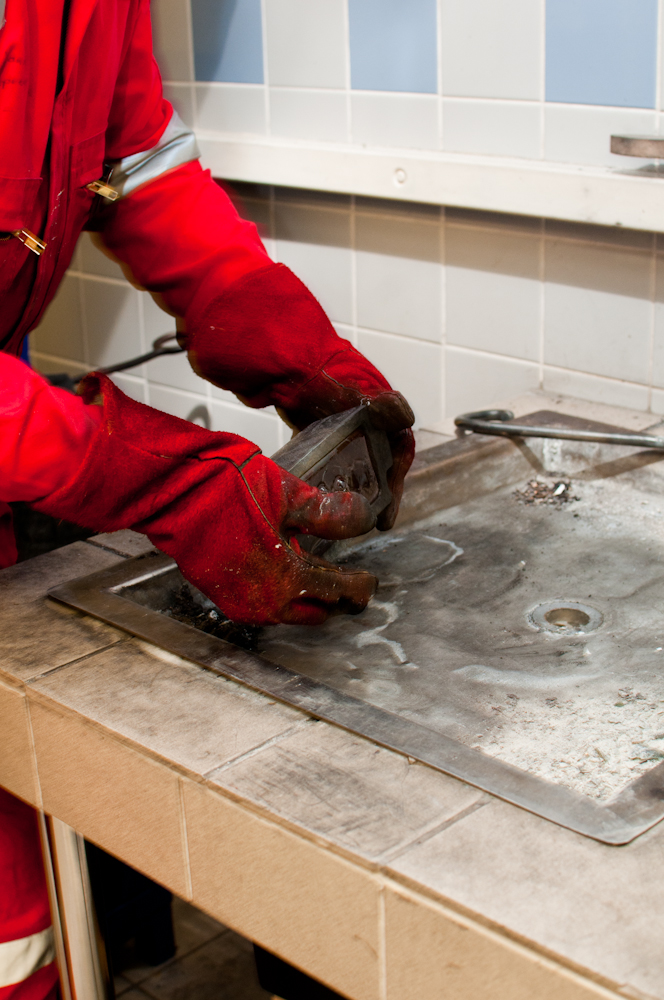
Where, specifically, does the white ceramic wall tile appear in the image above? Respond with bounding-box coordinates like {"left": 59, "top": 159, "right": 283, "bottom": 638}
{"left": 274, "top": 191, "right": 352, "bottom": 243}
{"left": 68, "top": 240, "right": 82, "bottom": 272}
{"left": 544, "top": 105, "right": 657, "bottom": 168}
{"left": 209, "top": 382, "right": 247, "bottom": 404}
{"left": 357, "top": 330, "right": 443, "bottom": 428}
{"left": 333, "top": 321, "right": 358, "bottom": 347}
{"left": 440, "top": 0, "right": 542, "bottom": 100}
{"left": 83, "top": 279, "right": 144, "bottom": 370}
{"left": 356, "top": 252, "right": 442, "bottom": 342}
{"left": 148, "top": 385, "right": 212, "bottom": 426}
{"left": 209, "top": 399, "right": 283, "bottom": 453}
{"left": 442, "top": 99, "right": 541, "bottom": 159}
{"left": 142, "top": 294, "right": 210, "bottom": 393}
{"left": 651, "top": 387, "right": 664, "bottom": 414}
{"left": 264, "top": 0, "right": 347, "bottom": 89}
{"left": 31, "top": 275, "right": 85, "bottom": 364}
{"left": 543, "top": 366, "right": 650, "bottom": 412}
{"left": 196, "top": 84, "right": 266, "bottom": 134}
{"left": 275, "top": 241, "right": 353, "bottom": 324}
{"left": 147, "top": 352, "right": 211, "bottom": 395}
{"left": 110, "top": 373, "right": 148, "bottom": 403}
{"left": 151, "top": 0, "right": 194, "bottom": 82}
{"left": 270, "top": 89, "right": 348, "bottom": 143}
{"left": 163, "top": 83, "right": 195, "bottom": 128}
{"left": 142, "top": 291, "right": 178, "bottom": 343}
{"left": 78, "top": 233, "right": 127, "bottom": 282}
{"left": 445, "top": 222, "right": 541, "bottom": 360}
{"left": 351, "top": 93, "right": 439, "bottom": 150}
{"left": 30, "top": 353, "right": 88, "bottom": 378}
{"left": 544, "top": 241, "right": 652, "bottom": 384}
{"left": 444, "top": 347, "right": 539, "bottom": 418}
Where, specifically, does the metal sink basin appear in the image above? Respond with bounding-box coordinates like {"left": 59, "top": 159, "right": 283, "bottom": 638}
{"left": 50, "top": 411, "right": 664, "bottom": 845}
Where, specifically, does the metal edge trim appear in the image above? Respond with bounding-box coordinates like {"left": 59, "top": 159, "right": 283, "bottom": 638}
{"left": 47, "top": 553, "right": 664, "bottom": 846}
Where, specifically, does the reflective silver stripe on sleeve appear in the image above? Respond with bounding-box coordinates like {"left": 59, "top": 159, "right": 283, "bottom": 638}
{"left": 0, "top": 927, "right": 55, "bottom": 988}
{"left": 107, "top": 110, "right": 200, "bottom": 199}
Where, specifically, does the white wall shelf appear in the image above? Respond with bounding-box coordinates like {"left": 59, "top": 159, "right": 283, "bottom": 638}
{"left": 198, "top": 132, "right": 664, "bottom": 232}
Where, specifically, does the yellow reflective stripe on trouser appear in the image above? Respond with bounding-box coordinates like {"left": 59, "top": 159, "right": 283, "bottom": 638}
{"left": 0, "top": 927, "right": 55, "bottom": 987}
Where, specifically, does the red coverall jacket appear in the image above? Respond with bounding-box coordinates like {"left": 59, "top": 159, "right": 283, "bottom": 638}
{"left": 0, "top": 2, "right": 269, "bottom": 996}
{"left": 0, "top": 0, "right": 272, "bottom": 560}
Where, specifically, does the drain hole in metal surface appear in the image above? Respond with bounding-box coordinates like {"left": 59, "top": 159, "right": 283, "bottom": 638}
{"left": 528, "top": 600, "right": 603, "bottom": 634}
{"left": 544, "top": 607, "right": 590, "bottom": 629}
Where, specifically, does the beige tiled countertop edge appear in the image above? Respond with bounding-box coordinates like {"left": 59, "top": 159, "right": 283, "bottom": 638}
{"left": 0, "top": 638, "right": 654, "bottom": 1000}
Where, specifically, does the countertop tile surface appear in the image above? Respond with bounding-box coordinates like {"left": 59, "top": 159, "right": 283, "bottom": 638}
{"left": 30, "top": 638, "right": 304, "bottom": 777}
{"left": 0, "top": 679, "right": 38, "bottom": 804}
{"left": 86, "top": 530, "right": 156, "bottom": 558}
{"left": 383, "top": 886, "right": 611, "bottom": 1000}
{"left": 30, "top": 699, "right": 189, "bottom": 898}
{"left": 388, "top": 798, "right": 664, "bottom": 998}
{"left": 211, "top": 720, "right": 483, "bottom": 861}
{"left": 184, "top": 779, "right": 382, "bottom": 1000}
{"left": 0, "top": 542, "right": 123, "bottom": 682}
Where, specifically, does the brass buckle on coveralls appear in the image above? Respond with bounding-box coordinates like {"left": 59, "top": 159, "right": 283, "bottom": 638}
{"left": 86, "top": 179, "right": 119, "bottom": 201}
{"left": 11, "top": 229, "right": 47, "bottom": 255}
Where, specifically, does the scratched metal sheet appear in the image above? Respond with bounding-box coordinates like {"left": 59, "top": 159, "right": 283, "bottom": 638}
{"left": 258, "top": 475, "right": 664, "bottom": 804}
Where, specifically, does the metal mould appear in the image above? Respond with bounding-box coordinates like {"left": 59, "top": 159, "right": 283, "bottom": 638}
{"left": 271, "top": 405, "right": 393, "bottom": 521}
{"left": 49, "top": 411, "right": 664, "bottom": 846}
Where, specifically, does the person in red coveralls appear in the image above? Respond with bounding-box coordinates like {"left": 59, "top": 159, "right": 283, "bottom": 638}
{"left": 0, "top": 1, "right": 415, "bottom": 996}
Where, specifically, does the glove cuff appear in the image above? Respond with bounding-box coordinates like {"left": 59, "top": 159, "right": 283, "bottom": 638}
{"left": 184, "top": 262, "right": 391, "bottom": 412}
{"left": 34, "top": 374, "right": 260, "bottom": 532}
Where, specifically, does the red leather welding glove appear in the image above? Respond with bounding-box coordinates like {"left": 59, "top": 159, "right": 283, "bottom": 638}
{"left": 184, "top": 263, "right": 415, "bottom": 530}
{"left": 33, "top": 375, "right": 377, "bottom": 626}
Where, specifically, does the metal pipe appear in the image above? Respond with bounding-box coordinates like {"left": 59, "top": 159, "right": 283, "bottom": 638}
{"left": 91, "top": 333, "right": 184, "bottom": 377}
{"left": 455, "top": 409, "right": 664, "bottom": 450}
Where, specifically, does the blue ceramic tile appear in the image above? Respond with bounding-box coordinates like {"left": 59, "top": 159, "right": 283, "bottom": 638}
{"left": 546, "top": 0, "right": 657, "bottom": 108}
{"left": 192, "top": 0, "right": 263, "bottom": 84}
{"left": 349, "top": 0, "right": 437, "bottom": 94}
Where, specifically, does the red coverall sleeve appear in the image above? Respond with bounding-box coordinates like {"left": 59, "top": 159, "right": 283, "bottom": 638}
{"left": 99, "top": 162, "right": 271, "bottom": 320}
{"left": 0, "top": 355, "right": 101, "bottom": 504}
{"left": 97, "top": 0, "right": 270, "bottom": 318}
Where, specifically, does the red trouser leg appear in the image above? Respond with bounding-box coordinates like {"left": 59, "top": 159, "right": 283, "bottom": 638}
{"left": 0, "top": 790, "right": 58, "bottom": 1000}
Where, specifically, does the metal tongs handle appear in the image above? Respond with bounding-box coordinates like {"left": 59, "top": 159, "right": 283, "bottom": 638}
{"left": 455, "top": 409, "right": 664, "bottom": 450}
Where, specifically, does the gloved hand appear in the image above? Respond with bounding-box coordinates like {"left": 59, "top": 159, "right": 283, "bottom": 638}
{"left": 184, "top": 263, "right": 415, "bottom": 529}
{"left": 34, "top": 375, "right": 377, "bottom": 625}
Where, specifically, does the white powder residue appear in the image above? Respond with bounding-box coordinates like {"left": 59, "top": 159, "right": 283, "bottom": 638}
{"left": 469, "top": 688, "right": 664, "bottom": 801}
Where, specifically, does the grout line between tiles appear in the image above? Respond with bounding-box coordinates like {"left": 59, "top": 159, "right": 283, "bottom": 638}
{"left": 648, "top": 234, "right": 657, "bottom": 412}
{"left": 377, "top": 795, "right": 491, "bottom": 867}
{"left": 67, "top": 269, "right": 130, "bottom": 288}
{"left": 77, "top": 271, "right": 89, "bottom": 368}
{"left": 178, "top": 777, "right": 193, "bottom": 900}
{"left": 260, "top": 0, "right": 270, "bottom": 135}
{"left": 25, "top": 641, "right": 124, "bottom": 683}
{"left": 83, "top": 538, "right": 133, "bottom": 558}
{"left": 658, "top": 0, "right": 664, "bottom": 121}
{"left": 377, "top": 885, "right": 387, "bottom": 1000}
{"left": 203, "top": 719, "right": 312, "bottom": 778}
{"left": 24, "top": 697, "right": 44, "bottom": 810}
{"left": 349, "top": 195, "right": 359, "bottom": 346}
{"left": 182, "top": 0, "right": 195, "bottom": 83}
{"left": 539, "top": 0, "right": 546, "bottom": 159}
{"left": 538, "top": 216, "right": 545, "bottom": 388}
{"left": 355, "top": 324, "right": 443, "bottom": 348}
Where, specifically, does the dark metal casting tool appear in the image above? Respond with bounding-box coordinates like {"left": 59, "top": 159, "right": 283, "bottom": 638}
{"left": 271, "top": 405, "right": 393, "bottom": 524}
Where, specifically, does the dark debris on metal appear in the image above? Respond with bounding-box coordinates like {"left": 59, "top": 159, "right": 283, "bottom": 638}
{"left": 513, "top": 477, "right": 580, "bottom": 507}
